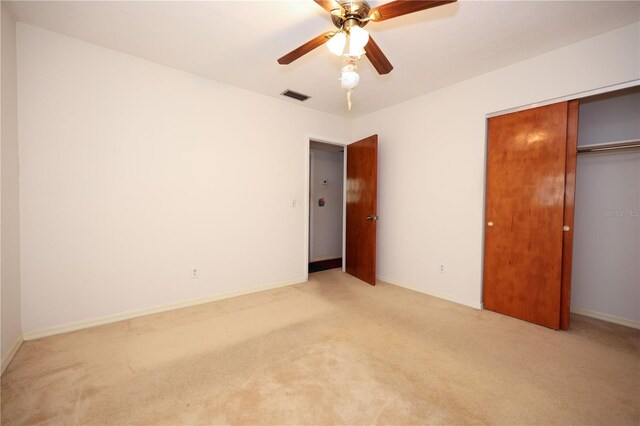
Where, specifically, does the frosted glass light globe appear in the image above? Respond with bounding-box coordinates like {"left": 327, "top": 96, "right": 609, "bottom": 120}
{"left": 327, "top": 31, "right": 346, "bottom": 56}
{"left": 348, "top": 26, "right": 369, "bottom": 52}
{"left": 341, "top": 65, "right": 360, "bottom": 90}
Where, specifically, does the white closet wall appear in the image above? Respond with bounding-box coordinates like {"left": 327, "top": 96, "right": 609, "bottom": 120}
{"left": 578, "top": 89, "right": 640, "bottom": 145}
{"left": 571, "top": 88, "right": 640, "bottom": 327}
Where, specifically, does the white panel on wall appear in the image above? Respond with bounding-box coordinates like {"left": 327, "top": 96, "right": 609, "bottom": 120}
{"left": 309, "top": 148, "right": 344, "bottom": 262}
{"left": 572, "top": 150, "right": 640, "bottom": 325}
{"left": 17, "top": 24, "right": 351, "bottom": 334}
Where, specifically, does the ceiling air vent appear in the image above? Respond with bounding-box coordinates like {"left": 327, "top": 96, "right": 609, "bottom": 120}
{"left": 281, "top": 89, "right": 310, "bottom": 102}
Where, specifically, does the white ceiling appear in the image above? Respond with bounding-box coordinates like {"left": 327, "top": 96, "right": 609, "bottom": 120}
{"left": 7, "top": 0, "right": 640, "bottom": 117}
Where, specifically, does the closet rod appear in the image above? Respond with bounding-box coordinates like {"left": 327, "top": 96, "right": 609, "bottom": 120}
{"left": 577, "top": 139, "right": 640, "bottom": 153}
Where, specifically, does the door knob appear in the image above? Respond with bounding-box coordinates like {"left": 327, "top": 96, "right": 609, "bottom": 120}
{"left": 563, "top": 225, "right": 570, "bottom": 231}
{"left": 367, "top": 215, "right": 378, "bottom": 221}
{"left": 487, "top": 221, "right": 494, "bottom": 227}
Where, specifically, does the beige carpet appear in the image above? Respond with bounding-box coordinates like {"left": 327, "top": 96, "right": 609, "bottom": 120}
{"left": 1, "top": 269, "right": 639, "bottom": 425}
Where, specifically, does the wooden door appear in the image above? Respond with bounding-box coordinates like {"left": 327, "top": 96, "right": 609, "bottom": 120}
{"left": 346, "top": 135, "right": 378, "bottom": 285}
{"left": 483, "top": 102, "right": 574, "bottom": 329}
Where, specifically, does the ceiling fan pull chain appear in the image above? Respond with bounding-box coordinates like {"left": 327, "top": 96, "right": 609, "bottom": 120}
{"left": 347, "top": 88, "right": 352, "bottom": 111}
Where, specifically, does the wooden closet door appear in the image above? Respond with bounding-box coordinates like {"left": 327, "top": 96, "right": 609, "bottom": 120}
{"left": 483, "top": 102, "right": 570, "bottom": 329}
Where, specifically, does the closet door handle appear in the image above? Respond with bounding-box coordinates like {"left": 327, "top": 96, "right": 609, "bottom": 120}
{"left": 563, "top": 225, "right": 570, "bottom": 232}
{"left": 367, "top": 215, "right": 378, "bottom": 221}
{"left": 487, "top": 221, "right": 494, "bottom": 227}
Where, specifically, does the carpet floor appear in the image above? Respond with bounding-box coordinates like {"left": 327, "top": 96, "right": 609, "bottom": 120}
{"left": 1, "top": 269, "right": 639, "bottom": 425}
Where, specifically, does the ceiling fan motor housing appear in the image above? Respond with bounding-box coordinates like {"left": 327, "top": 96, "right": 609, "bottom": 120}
{"left": 331, "top": 0, "right": 372, "bottom": 30}
{"left": 279, "top": 0, "right": 459, "bottom": 80}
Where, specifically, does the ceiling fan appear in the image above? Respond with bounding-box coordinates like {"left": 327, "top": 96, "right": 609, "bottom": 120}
{"left": 278, "top": 0, "right": 457, "bottom": 109}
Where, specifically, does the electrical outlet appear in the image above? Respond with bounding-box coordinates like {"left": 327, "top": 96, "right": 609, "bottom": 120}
{"left": 439, "top": 264, "right": 445, "bottom": 273}
{"left": 191, "top": 268, "right": 199, "bottom": 279}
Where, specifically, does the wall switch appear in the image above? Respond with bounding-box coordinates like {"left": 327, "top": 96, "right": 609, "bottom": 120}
{"left": 439, "top": 264, "right": 445, "bottom": 273}
{"left": 191, "top": 268, "right": 199, "bottom": 279}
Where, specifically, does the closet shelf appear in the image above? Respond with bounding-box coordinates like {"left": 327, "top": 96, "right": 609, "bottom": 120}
{"left": 577, "top": 138, "right": 640, "bottom": 153}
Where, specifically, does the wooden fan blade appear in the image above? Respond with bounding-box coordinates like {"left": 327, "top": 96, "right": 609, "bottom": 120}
{"left": 364, "top": 36, "right": 393, "bottom": 75}
{"left": 313, "top": 0, "right": 341, "bottom": 14}
{"left": 370, "top": 0, "right": 456, "bottom": 21}
{"left": 277, "top": 32, "right": 334, "bottom": 65}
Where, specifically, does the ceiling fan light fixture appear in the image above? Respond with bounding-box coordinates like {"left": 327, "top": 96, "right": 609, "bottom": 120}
{"left": 346, "top": 44, "right": 365, "bottom": 58}
{"left": 340, "top": 64, "right": 360, "bottom": 90}
{"left": 326, "top": 31, "right": 346, "bottom": 56}
{"left": 348, "top": 26, "right": 369, "bottom": 52}
{"left": 280, "top": 0, "right": 456, "bottom": 109}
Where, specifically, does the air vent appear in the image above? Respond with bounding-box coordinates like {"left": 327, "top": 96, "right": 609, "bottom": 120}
{"left": 281, "top": 89, "right": 310, "bottom": 102}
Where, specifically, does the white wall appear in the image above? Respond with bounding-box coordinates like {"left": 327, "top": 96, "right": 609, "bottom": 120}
{"left": 570, "top": 89, "right": 640, "bottom": 327}
{"left": 572, "top": 151, "right": 639, "bottom": 326}
{"left": 17, "top": 23, "right": 351, "bottom": 334}
{"left": 309, "top": 148, "right": 343, "bottom": 261}
{"left": 352, "top": 23, "right": 640, "bottom": 309}
{"left": 1, "top": 2, "right": 22, "bottom": 368}
{"left": 578, "top": 88, "right": 640, "bottom": 145}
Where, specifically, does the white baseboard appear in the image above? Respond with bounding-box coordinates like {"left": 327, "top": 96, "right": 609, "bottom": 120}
{"left": 378, "top": 276, "right": 482, "bottom": 310}
{"left": 571, "top": 307, "right": 640, "bottom": 330}
{"left": 23, "top": 278, "right": 305, "bottom": 341}
{"left": 1, "top": 334, "right": 24, "bottom": 376}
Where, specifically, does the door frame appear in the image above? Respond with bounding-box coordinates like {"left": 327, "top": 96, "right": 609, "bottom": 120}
{"left": 304, "top": 135, "right": 348, "bottom": 282}
{"left": 485, "top": 79, "right": 639, "bottom": 119}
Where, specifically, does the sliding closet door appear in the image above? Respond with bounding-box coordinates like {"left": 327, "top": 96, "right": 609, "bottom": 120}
{"left": 483, "top": 102, "right": 571, "bottom": 329}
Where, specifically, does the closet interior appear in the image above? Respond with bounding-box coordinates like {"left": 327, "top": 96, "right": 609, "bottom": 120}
{"left": 571, "top": 86, "right": 640, "bottom": 328}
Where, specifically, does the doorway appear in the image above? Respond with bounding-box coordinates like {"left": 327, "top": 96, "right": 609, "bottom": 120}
{"left": 308, "top": 140, "right": 346, "bottom": 274}
{"left": 571, "top": 86, "right": 640, "bottom": 329}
